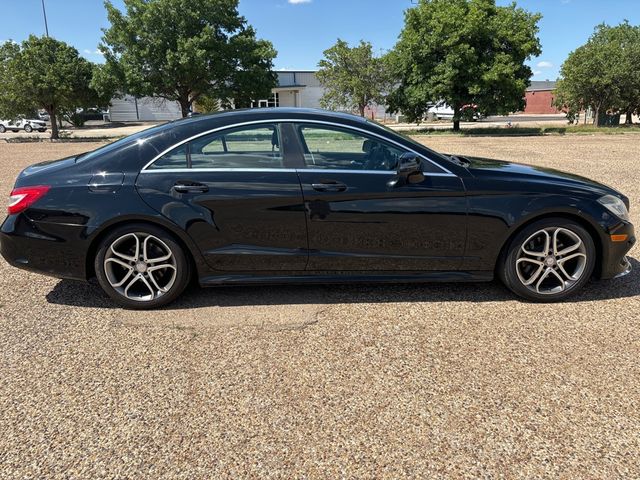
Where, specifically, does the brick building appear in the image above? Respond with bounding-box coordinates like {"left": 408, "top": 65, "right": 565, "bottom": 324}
{"left": 523, "top": 80, "right": 560, "bottom": 114}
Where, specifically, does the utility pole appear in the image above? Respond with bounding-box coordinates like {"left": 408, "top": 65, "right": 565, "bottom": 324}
{"left": 41, "top": 0, "right": 49, "bottom": 37}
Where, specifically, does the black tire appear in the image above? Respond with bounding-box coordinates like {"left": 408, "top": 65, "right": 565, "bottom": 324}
{"left": 499, "top": 217, "right": 596, "bottom": 302}
{"left": 94, "top": 223, "right": 191, "bottom": 309}
{"left": 0, "top": 125, "right": 5, "bottom": 133}
{"left": 38, "top": 128, "right": 47, "bottom": 132}
{"left": 24, "top": 124, "right": 33, "bottom": 133}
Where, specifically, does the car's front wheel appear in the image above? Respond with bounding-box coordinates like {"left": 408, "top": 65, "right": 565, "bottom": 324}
{"left": 95, "top": 224, "right": 191, "bottom": 309}
{"left": 500, "top": 218, "right": 596, "bottom": 302}
{"left": 0, "top": 125, "right": 5, "bottom": 133}
{"left": 24, "top": 124, "right": 33, "bottom": 133}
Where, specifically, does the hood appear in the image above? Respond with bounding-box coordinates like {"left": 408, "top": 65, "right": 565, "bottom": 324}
{"left": 461, "top": 155, "right": 622, "bottom": 199}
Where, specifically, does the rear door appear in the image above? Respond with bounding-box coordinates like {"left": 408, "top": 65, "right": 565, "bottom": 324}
{"left": 293, "top": 123, "right": 467, "bottom": 272}
{"left": 136, "top": 122, "right": 309, "bottom": 272}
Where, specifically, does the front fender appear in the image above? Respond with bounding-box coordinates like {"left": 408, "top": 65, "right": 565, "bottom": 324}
{"left": 463, "top": 190, "right": 617, "bottom": 272}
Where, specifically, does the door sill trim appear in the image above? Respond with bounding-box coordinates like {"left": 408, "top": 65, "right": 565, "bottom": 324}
{"left": 199, "top": 271, "right": 493, "bottom": 286}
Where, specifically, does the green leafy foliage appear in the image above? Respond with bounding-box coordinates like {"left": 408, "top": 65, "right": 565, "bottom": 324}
{"left": 386, "top": 0, "right": 541, "bottom": 130}
{"left": 98, "top": 0, "right": 277, "bottom": 117}
{"left": 0, "top": 36, "right": 108, "bottom": 139}
{"left": 555, "top": 21, "right": 640, "bottom": 126}
{"left": 317, "top": 39, "right": 392, "bottom": 117}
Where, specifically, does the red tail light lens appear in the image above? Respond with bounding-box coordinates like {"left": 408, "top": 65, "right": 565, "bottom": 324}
{"left": 8, "top": 185, "right": 50, "bottom": 215}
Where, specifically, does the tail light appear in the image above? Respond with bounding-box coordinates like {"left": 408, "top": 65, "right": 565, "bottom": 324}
{"left": 8, "top": 185, "right": 50, "bottom": 215}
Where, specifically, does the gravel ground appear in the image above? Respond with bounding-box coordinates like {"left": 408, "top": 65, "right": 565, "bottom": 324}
{"left": 0, "top": 136, "right": 639, "bottom": 479}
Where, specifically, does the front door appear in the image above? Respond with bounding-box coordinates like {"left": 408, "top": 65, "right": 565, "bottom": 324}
{"left": 293, "top": 123, "right": 467, "bottom": 272}
{"left": 136, "top": 122, "right": 308, "bottom": 272}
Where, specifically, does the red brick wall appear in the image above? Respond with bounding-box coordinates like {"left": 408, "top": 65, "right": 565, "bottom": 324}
{"left": 524, "top": 90, "right": 561, "bottom": 114}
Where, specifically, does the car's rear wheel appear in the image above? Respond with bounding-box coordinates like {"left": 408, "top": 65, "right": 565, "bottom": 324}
{"left": 95, "top": 224, "right": 191, "bottom": 309}
{"left": 500, "top": 218, "right": 596, "bottom": 302}
{"left": 24, "top": 124, "right": 33, "bottom": 133}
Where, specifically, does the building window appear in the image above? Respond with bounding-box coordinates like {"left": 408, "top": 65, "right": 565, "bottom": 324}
{"left": 251, "top": 92, "right": 279, "bottom": 109}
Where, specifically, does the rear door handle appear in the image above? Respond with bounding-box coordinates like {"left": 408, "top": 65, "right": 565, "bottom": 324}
{"left": 311, "top": 181, "right": 347, "bottom": 192}
{"left": 173, "top": 181, "right": 209, "bottom": 193}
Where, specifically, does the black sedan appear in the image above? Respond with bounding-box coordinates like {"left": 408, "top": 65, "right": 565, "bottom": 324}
{"left": 0, "top": 108, "right": 635, "bottom": 308}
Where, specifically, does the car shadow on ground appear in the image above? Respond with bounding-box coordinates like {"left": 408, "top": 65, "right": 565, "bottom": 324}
{"left": 45, "top": 257, "right": 640, "bottom": 310}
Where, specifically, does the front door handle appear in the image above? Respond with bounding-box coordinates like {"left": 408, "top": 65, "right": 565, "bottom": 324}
{"left": 173, "top": 181, "right": 209, "bottom": 193}
{"left": 311, "top": 181, "right": 347, "bottom": 192}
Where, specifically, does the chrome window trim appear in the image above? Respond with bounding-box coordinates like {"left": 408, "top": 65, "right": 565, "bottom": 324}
{"left": 139, "top": 118, "right": 456, "bottom": 177}
{"left": 140, "top": 168, "right": 298, "bottom": 174}
{"left": 300, "top": 168, "right": 453, "bottom": 177}
{"left": 139, "top": 167, "right": 454, "bottom": 177}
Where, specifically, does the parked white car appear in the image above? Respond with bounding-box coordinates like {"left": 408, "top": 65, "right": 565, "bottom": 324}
{"left": 0, "top": 118, "right": 48, "bottom": 133}
{"left": 427, "top": 100, "right": 482, "bottom": 121}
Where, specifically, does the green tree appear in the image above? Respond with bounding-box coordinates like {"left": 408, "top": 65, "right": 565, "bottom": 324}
{"left": 317, "top": 39, "right": 392, "bottom": 117}
{"left": 98, "top": 0, "right": 277, "bottom": 117}
{"left": 0, "top": 41, "right": 31, "bottom": 119}
{"left": 195, "top": 94, "right": 220, "bottom": 113}
{"left": 556, "top": 22, "right": 640, "bottom": 126}
{"left": 387, "top": 0, "right": 542, "bottom": 131}
{"left": 59, "top": 62, "right": 112, "bottom": 127}
{"left": 0, "top": 36, "right": 106, "bottom": 139}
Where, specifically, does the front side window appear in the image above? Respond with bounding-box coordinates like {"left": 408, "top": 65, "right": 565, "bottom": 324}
{"left": 147, "top": 123, "right": 284, "bottom": 170}
{"left": 297, "top": 125, "right": 407, "bottom": 171}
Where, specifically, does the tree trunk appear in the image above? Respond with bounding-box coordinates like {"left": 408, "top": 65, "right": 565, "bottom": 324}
{"left": 625, "top": 108, "right": 633, "bottom": 124}
{"left": 179, "top": 98, "right": 191, "bottom": 118}
{"left": 47, "top": 107, "right": 59, "bottom": 140}
{"left": 593, "top": 105, "right": 600, "bottom": 127}
{"left": 452, "top": 104, "right": 461, "bottom": 131}
{"left": 358, "top": 104, "right": 366, "bottom": 117}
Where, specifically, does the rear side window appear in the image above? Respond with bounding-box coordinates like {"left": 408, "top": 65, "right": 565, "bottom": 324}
{"left": 190, "top": 124, "right": 282, "bottom": 169}
{"left": 146, "top": 123, "right": 285, "bottom": 170}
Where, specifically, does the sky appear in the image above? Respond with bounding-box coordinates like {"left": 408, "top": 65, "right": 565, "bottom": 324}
{"left": 1, "top": 0, "right": 639, "bottom": 81}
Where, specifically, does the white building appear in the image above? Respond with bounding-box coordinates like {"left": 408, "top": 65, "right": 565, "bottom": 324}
{"left": 107, "top": 95, "right": 183, "bottom": 122}
{"left": 107, "top": 70, "right": 387, "bottom": 122}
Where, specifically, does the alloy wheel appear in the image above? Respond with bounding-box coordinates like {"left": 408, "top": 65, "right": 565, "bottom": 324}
{"left": 103, "top": 232, "right": 177, "bottom": 302}
{"left": 515, "top": 227, "right": 588, "bottom": 295}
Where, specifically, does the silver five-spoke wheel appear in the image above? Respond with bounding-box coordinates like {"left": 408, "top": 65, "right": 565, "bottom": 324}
{"left": 104, "top": 232, "right": 178, "bottom": 302}
{"left": 515, "top": 227, "right": 588, "bottom": 295}
{"left": 500, "top": 218, "right": 596, "bottom": 302}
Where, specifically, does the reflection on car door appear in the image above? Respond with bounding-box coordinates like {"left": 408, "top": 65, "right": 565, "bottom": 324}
{"left": 293, "top": 123, "right": 467, "bottom": 272}
{"left": 136, "top": 122, "right": 309, "bottom": 272}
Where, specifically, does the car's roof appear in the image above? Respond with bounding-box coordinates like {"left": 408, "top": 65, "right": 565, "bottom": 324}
{"left": 174, "top": 107, "right": 370, "bottom": 127}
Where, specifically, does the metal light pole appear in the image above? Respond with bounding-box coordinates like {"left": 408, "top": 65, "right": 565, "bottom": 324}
{"left": 41, "top": 0, "right": 49, "bottom": 37}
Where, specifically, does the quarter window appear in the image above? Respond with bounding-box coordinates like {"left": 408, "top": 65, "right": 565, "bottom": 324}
{"left": 297, "top": 125, "right": 407, "bottom": 171}
{"left": 148, "top": 144, "right": 188, "bottom": 170}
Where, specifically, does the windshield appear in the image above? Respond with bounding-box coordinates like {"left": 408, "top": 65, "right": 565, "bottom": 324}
{"left": 75, "top": 122, "right": 173, "bottom": 163}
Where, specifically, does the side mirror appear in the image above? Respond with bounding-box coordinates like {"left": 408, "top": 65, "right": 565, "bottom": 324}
{"left": 388, "top": 153, "right": 425, "bottom": 187}
{"left": 398, "top": 153, "right": 421, "bottom": 174}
